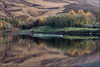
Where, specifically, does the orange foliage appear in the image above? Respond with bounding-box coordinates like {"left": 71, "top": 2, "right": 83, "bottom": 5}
{"left": 69, "top": 50, "right": 76, "bottom": 56}
{"left": 86, "top": 12, "right": 91, "bottom": 16}
{"left": 39, "top": 17, "right": 44, "bottom": 25}
{"left": 77, "top": 9, "right": 85, "bottom": 14}
{"left": 68, "top": 10, "right": 76, "bottom": 15}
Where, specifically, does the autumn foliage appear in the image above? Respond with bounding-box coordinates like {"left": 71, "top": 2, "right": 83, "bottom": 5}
{"left": 0, "top": 18, "right": 12, "bottom": 30}
{"left": 44, "top": 9, "right": 96, "bottom": 27}
{"left": 0, "top": 9, "right": 99, "bottom": 30}
{"left": 68, "top": 10, "right": 76, "bottom": 15}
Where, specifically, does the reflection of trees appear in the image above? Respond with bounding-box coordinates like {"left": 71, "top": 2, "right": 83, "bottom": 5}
{"left": 97, "top": 40, "right": 100, "bottom": 52}
{"left": 34, "top": 38, "right": 98, "bottom": 56}
{"left": 0, "top": 34, "right": 99, "bottom": 66}
{"left": 0, "top": 34, "right": 38, "bottom": 63}
{"left": 0, "top": 34, "right": 36, "bottom": 48}
{"left": 0, "top": 34, "right": 99, "bottom": 57}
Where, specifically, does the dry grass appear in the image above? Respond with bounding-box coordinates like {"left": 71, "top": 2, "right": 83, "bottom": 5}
{"left": 0, "top": 0, "right": 99, "bottom": 19}
{"left": 63, "top": 3, "right": 99, "bottom": 13}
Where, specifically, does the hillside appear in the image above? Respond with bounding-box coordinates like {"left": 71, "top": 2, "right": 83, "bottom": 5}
{"left": 0, "top": 0, "right": 99, "bottom": 19}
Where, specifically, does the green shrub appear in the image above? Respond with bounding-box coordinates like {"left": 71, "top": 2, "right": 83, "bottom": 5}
{"left": 8, "top": 18, "right": 20, "bottom": 27}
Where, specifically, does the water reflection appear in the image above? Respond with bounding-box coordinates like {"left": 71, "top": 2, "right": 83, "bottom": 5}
{"left": 0, "top": 34, "right": 100, "bottom": 66}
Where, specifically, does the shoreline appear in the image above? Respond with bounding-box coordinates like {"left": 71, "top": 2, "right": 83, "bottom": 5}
{"left": 31, "top": 30, "right": 100, "bottom": 37}
{"left": 0, "top": 30, "right": 100, "bottom": 37}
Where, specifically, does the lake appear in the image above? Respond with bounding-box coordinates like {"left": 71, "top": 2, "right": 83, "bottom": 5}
{"left": 0, "top": 33, "right": 100, "bottom": 67}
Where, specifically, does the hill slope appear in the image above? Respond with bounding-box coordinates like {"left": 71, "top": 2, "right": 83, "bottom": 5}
{"left": 0, "top": 0, "right": 99, "bottom": 19}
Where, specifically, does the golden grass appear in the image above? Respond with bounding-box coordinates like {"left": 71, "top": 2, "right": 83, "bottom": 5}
{"left": 0, "top": 0, "right": 99, "bottom": 18}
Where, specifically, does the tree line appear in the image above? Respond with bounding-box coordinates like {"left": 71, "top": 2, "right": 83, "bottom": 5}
{"left": 0, "top": 10, "right": 100, "bottom": 30}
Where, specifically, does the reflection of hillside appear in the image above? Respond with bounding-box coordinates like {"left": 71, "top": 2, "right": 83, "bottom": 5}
{"left": 0, "top": 34, "right": 100, "bottom": 66}
{"left": 0, "top": 34, "right": 43, "bottom": 65}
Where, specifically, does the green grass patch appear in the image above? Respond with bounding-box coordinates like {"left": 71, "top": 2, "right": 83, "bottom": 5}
{"left": 32, "top": 26, "right": 100, "bottom": 32}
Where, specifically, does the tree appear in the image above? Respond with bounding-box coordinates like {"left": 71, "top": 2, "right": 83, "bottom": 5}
{"left": 82, "top": 13, "right": 90, "bottom": 24}
{"left": 77, "top": 9, "right": 85, "bottom": 14}
{"left": 8, "top": 18, "right": 19, "bottom": 27}
{"left": 38, "top": 17, "right": 44, "bottom": 25}
{"left": 0, "top": 22, "right": 3, "bottom": 29}
{"left": 86, "top": 12, "right": 91, "bottom": 16}
{"left": 68, "top": 10, "right": 76, "bottom": 15}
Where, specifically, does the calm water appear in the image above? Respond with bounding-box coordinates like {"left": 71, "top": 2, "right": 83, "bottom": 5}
{"left": 0, "top": 34, "right": 100, "bottom": 67}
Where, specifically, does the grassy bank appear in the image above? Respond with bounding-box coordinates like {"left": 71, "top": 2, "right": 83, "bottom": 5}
{"left": 17, "top": 26, "right": 100, "bottom": 37}
{"left": 32, "top": 26, "right": 99, "bottom": 32}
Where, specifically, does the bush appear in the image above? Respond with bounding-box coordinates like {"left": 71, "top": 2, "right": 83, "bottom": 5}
{"left": 8, "top": 18, "right": 20, "bottom": 27}
{"left": 0, "top": 22, "right": 12, "bottom": 30}
{"left": 46, "top": 14, "right": 76, "bottom": 27}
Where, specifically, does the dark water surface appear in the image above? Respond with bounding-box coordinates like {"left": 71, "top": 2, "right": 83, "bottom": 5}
{"left": 0, "top": 34, "right": 100, "bottom": 67}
